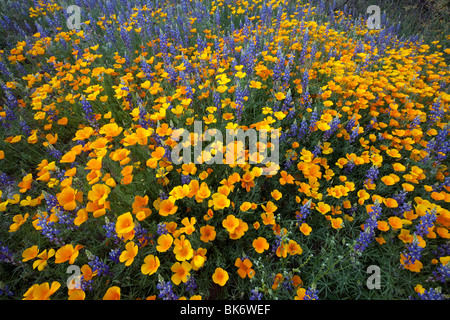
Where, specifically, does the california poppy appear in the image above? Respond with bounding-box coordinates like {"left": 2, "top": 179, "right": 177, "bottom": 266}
{"left": 212, "top": 268, "right": 229, "bottom": 286}
{"left": 252, "top": 237, "right": 269, "bottom": 253}
{"left": 119, "top": 241, "right": 138, "bottom": 266}
{"left": 171, "top": 261, "right": 192, "bottom": 285}
{"left": 141, "top": 255, "right": 160, "bottom": 276}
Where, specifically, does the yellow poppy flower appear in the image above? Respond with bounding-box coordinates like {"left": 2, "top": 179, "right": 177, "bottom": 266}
{"left": 212, "top": 268, "right": 229, "bottom": 286}
{"left": 119, "top": 241, "right": 138, "bottom": 266}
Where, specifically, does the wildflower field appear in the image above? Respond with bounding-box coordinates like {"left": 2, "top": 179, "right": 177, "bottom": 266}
{"left": 0, "top": 0, "right": 449, "bottom": 301}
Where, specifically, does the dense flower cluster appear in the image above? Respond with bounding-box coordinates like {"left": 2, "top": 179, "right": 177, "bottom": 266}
{"left": 0, "top": 0, "right": 449, "bottom": 300}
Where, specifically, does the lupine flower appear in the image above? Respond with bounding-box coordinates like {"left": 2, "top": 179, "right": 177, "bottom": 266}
{"left": 109, "top": 248, "right": 121, "bottom": 264}
{"left": 88, "top": 254, "right": 110, "bottom": 277}
{"left": 80, "top": 97, "right": 96, "bottom": 124}
{"left": 303, "top": 287, "right": 319, "bottom": 300}
{"left": 417, "top": 287, "right": 445, "bottom": 300}
{"left": 432, "top": 258, "right": 450, "bottom": 283}
{"left": 415, "top": 208, "right": 437, "bottom": 237}
{"left": 0, "top": 284, "right": 14, "bottom": 297}
{"left": 1, "top": 0, "right": 449, "bottom": 301}
{"left": 250, "top": 288, "right": 263, "bottom": 300}
{"left": 354, "top": 201, "right": 382, "bottom": 252}
{"left": 156, "top": 278, "right": 178, "bottom": 300}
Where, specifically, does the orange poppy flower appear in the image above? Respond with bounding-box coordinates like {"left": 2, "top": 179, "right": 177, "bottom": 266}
{"left": 68, "top": 289, "right": 85, "bottom": 300}
{"left": 119, "top": 241, "right": 138, "bottom": 266}
{"left": 87, "top": 184, "right": 110, "bottom": 206}
{"left": 383, "top": 198, "right": 398, "bottom": 208}
{"left": 253, "top": 237, "right": 269, "bottom": 253}
{"left": 357, "top": 189, "right": 370, "bottom": 205}
{"left": 210, "top": 193, "right": 231, "bottom": 210}
{"left": 115, "top": 212, "right": 135, "bottom": 241}
{"left": 33, "top": 249, "right": 55, "bottom": 271}
{"left": 400, "top": 254, "right": 423, "bottom": 272}
{"left": 436, "top": 227, "right": 450, "bottom": 239}
{"left": 286, "top": 240, "right": 302, "bottom": 255}
{"left": 54, "top": 244, "right": 83, "bottom": 264}
{"left": 18, "top": 174, "right": 33, "bottom": 193}
{"left": 398, "top": 229, "right": 414, "bottom": 243}
{"left": 22, "top": 245, "right": 39, "bottom": 262}
{"left": 9, "top": 213, "right": 29, "bottom": 232}
{"left": 331, "top": 217, "right": 343, "bottom": 229}
{"left": 200, "top": 225, "right": 216, "bottom": 243}
{"left": 272, "top": 273, "right": 284, "bottom": 290}
{"left": 377, "top": 221, "right": 390, "bottom": 232}
{"left": 212, "top": 268, "right": 229, "bottom": 286}
{"left": 261, "top": 201, "right": 277, "bottom": 214}
{"left": 203, "top": 208, "right": 214, "bottom": 221}
{"left": 279, "top": 171, "right": 295, "bottom": 185}
{"left": 159, "top": 199, "right": 178, "bottom": 216}
{"left": 222, "top": 215, "right": 239, "bottom": 233}
{"left": 261, "top": 211, "right": 275, "bottom": 225}
{"left": 73, "top": 127, "right": 94, "bottom": 141}
{"left": 85, "top": 157, "right": 103, "bottom": 171}
{"left": 23, "top": 281, "right": 61, "bottom": 300}
{"left": 271, "top": 189, "right": 283, "bottom": 200}
{"left": 156, "top": 234, "right": 173, "bottom": 252}
{"left": 392, "top": 163, "right": 406, "bottom": 172}
{"left": 386, "top": 149, "right": 401, "bottom": 158}
{"left": 381, "top": 174, "right": 399, "bottom": 186}
{"left": 388, "top": 216, "right": 403, "bottom": 230}
{"left": 316, "top": 202, "right": 331, "bottom": 214}
{"left": 99, "top": 122, "right": 123, "bottom": 138}
{"left": 173, "top": 241, "right": 194, "bottom": 261}
{"left": 180, "top": 217, "right": 196, "bottom": 235}
{"left": 191, "top": 248, "right": 207, "bottom": 270}
{"left": 57, "top": 186, "right": 80, "bottom": 211}
{"left": 235, "top": 258, "right": 255, "bottom": 279}
{"left": 239, "top": 201, "right": 252, "bottom": 211}
{"left": 229, "top": 219, "right": 248, "bottom": 240}
{"left": 240, "top": 171, "right": 255, "bottom": 192}
{"left": 299, "top": 222, "right": 312, "bottom": 235}
{"left": 80, "top": 265, "right": 97, "bottom": 281}
{"left": 151, "top": 146, "right": 166, "bottom": 160}
{"left": 295, "top": 288, "right": 306, "bottom": 300}
{"left": 60, "top": 150, "right": 77, "bottom": 163}
{"left": 103, "top": 286, "right": 121, "bottom": 300}
{"left": 195, "top": 182, "right": 211, "bottom": 202}
{"left": 141, "top": 254, "right": 160, "bottom": 276}
{"left": 171, "top": 261, "right": 192, "bottom": 285}
{"left": 275, "top": 92, "right": 286, "bottom": 100}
